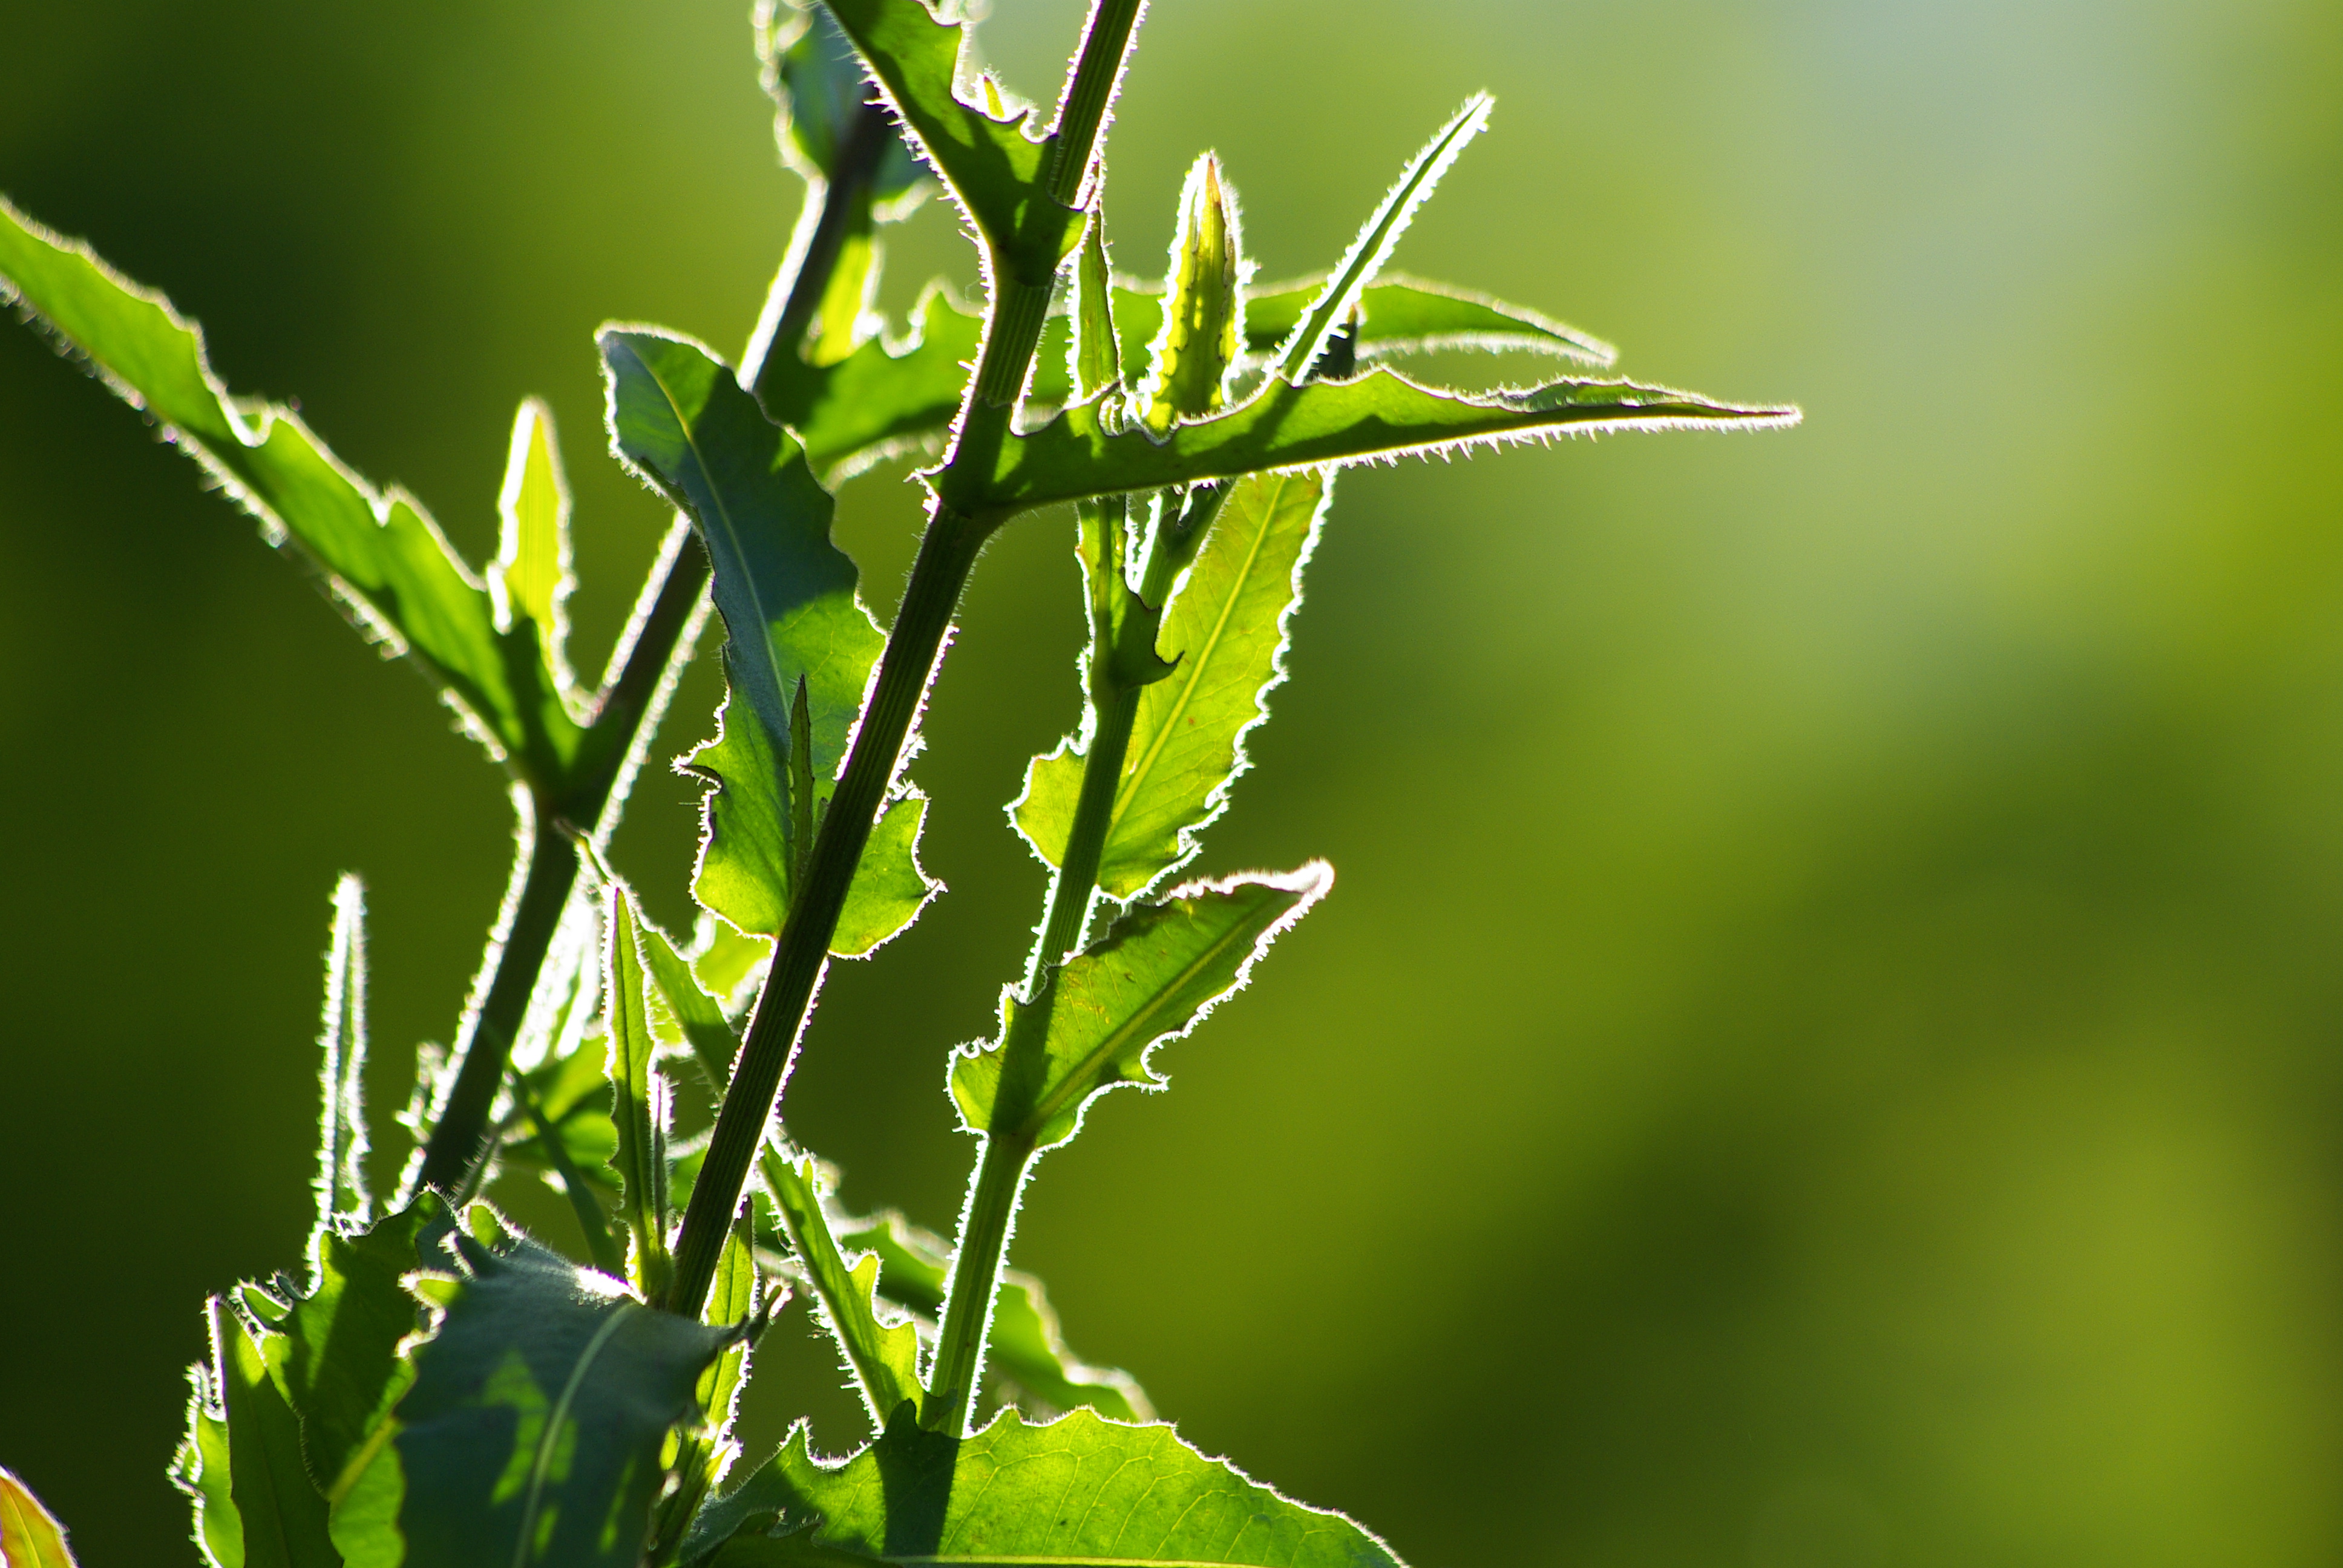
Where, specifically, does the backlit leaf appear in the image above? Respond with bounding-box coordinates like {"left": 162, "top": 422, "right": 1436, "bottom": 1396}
{"left": 1018, "top": 469, "right": 1329, "bottom": 897}
{"left": 392, "top": 1231, "right": 736, "bottom": 1568}
{"left": 758, "top": 1152, "right": 924, "bottom": 1428}
{"left": 0, "top": 200, "right": 586, "bottom": 789}
{"left": 212, "top": 1301, "right": 342, "bottom": 1568}
{"left": 991, "top": 368, "right": 1800, "bottom": 512}
{"left": 822, "top": 0, "right": 1081, "bottom": 279}
{"left": 1244, "top": 273, "right": 1615, "bottom": 367}
{"left": 605, "top": 889, "right": 674, "bottom": 1301}
{"left": 952, "top": 867, "right": 1330, "bottom": 1151}
{"left": 488, "top": 399, "right": 581, "bottom": 701}
{"left": 682, "top": 1408, "right": 1402, "bottom": 1568}
{"left": 0, "top": 1468, "right": 79, "bottom": 1568}
{"left": 312, "top": 875, "right": 372, "bottom": 1243}
{"left": 601, "top": 328, "right": 937, "bottom": 957}
{"left": 758, "top": 286, "right": 983, "bottom": 482}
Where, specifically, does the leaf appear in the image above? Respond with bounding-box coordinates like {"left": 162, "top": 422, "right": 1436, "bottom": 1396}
{"left": 0, "top": 200, "right": 586, "bottom": 789}
{"left": 1267, "top": 95, "right": 1489, "bottom": 380}
{"left": 952, "top": 866, "right": 1331, "bottom": 1151}
{"left": 508, "top": 1063, "right": 628, "bottom": 1279}
{"left": 488, "top": 399, "right": 582, "bottom": 701}
{"left": 312, "top": 875, "right": 372, "bottom": 1243}
{"left": 683, "top": 1408, "right": 1404, "bottom": 1568}
{"left": 991, "top": 367, "right": 1800, "bottom": 512}
{"left": 836, "top": 1215, "right": 1152, "bottom": 1423}
{"left": 641, "top": 921, "right": 745, "bottom": 1088}
{"left": 1244, "top": 273, "right": 1615, "bottom": 367}
{"left": 822, "top": 0, "right": 1081, "bottom": 279}
{"left": 762, "top": 2, "right": 929, "bottom": 207}
{"left": 603, "top": 889, "right": 675, "bottom": 1300}
{"left": 758, "top": 1152, "right": 924, "bottom": 1428}
{"left": 1069, "top": 212, "right": 1122, "bottom": 402}
{"left": 269, "top": 1201, "right": 443, "bottom": 1501}
{"left": 393, "top": 1230, "right": 738, "bottom": 1568}
{"left": 759, "top": 286, "right": 983, "bottom": 481}
{"left": 0, "top": 1468, "right": 79, "bottom": 1568}
{"left": 601, "top": 328, "right": 938, "bottom": 958}
{"left": 175, "top": 1377, "right": 243, "bottom": 1568}
{"left": 213, "top": 1301, "right": 343, "bottom": 1568}
{"left": 1019, "top": 470, "right": 1329, "bottom": 898}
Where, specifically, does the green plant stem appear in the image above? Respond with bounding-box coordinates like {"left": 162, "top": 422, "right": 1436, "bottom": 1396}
{"left": 664, "top": 0, "right": 1149, "bottom": 1318}
{"left": 408, "top": 531, "right": 712, "bottom": 1198}
{"left": 1046, "top": 0, "right": 1145, "bottom": 205}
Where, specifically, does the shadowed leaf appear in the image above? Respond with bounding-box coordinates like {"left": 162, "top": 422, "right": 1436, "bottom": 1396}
{"left": 392, "top": 1231, "right": 736, "bottom": 1568}
{"left": 758, "top": 287, "right": 981, "bottom": 480}
{"left": 0, "top": 200, "right": 588, "bottom": 789}
{"left": 682, "top": 1408, "right": 1402, "bottom": 1568}
{"left": 605, "top": 889, "right": 674, "bottom": 1301}
{"left": 953, "top": 867, "right": 1331, "bottom": 1150}
{"left": 213, "top": 1301, "right": 342, "bottom": 1568}
{"left": 1019, "top": 470, "right": 1331, "bottom": 898}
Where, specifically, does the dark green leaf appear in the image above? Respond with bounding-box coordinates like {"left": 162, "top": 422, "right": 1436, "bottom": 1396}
{"left": 991, "top": 368, "right": 1800, "bottom": 512}
{"left": 1019, "top": 469, "right": 1329, "bottom": 897}
{"left": 312, "top": 876, "right": 371, "bottom": 1242}
{"left": 952, "top": 867, "right": 1331, "bottom": 1150}
{"left": 213, "top": 1301, "right": 342, "bottom": 1568}
{"left": 1267, "top": 96, "right": 1489, "bottom": 380}
{"left": 761, "top": 2, "right": 929, "bottom": 207}
{"left": 601, "top": 327, "right": 937, "bottom": 958}
{"left": 0, "top": 200, "right": 588, "bottom": 789}
{"left": 822, "top": 0, "right": 1081, "bottom": 279}
{"left": 0, "top": 1467, "right": 79, "bottom": 1568}
{"left": 392, "top": 1231, "right": 736, "bottom": 1568}
{"left": 684, "top": 1408, "right": 1402, "bottom": 1568}
{"left": 605, "top": 889, "right": 674, "bottom": 1301}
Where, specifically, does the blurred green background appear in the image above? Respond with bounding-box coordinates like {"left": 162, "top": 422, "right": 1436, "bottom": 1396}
{"left": 4, "top": 0, "right": 2341, "bottom": 1563}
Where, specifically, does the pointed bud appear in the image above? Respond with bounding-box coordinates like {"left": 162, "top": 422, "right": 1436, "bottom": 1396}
{"left": 1142, "top": 153, "right": 1245, "bottom": 434}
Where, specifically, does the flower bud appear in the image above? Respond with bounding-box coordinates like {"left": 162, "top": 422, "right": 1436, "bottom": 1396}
{"left": 1141, "top": 153, "right": 1245, "bottom": 434}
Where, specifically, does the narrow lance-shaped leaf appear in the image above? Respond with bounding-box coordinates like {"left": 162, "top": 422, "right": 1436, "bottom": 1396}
{"left": 681, "top": 1408, "right": 1405, "bottom": 1568}
{"left": 606, "top": 889, "right": 674, "bottom": 1302}
{"left": 600, "top": 327, "right": 937, "bottom": 957}
{"left": 312, "top": 875, "right": 372, "bottom": 1247}
{"left": 174, "top": 1373, "right": 242, "bottom": 1568}
{"left": 991, "top": 367, "right": 1800, "bottom": 512}
{"left": 488, "top": 399, "right": 582, "bottom": 702}
{"left": 954, "top": 866, "right": 1332, "bottom": 1151}
{"left": 822, "top": 0, "right": 1083, "bottom": 278}
{"left": 1026, "top": 273, "right": 1614, "bottom": 407}
{"left": 0, "top": 1468, "right": 79, "bottom": 1568}
{"left": 393, "top": 1230, "right": 738, "bottom": 1568}
{"left": 1270, "top": 95, "right": 1489, "bottom": 380}
{"left": 1020, "top": 470, "right": 1331, "bottom": 898}
{"left": 0, "top": 201, "right": 586, "bottom": 788}
{"left": 758, "top": 1151, "right": 925, "bottom": 1428}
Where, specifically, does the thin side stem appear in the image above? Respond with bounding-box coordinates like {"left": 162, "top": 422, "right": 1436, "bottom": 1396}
{"left": 925, "top": 1131, "right": 1032, "bottom": 1429}
{"left": 1046, "top": 0, "right": 1147, "bottom": 206}
{"left": 753, "top": 100, "right": 894, "bottom": 407}
{"left": 664, "top": 0, "right": 1150, "bottom": 1321}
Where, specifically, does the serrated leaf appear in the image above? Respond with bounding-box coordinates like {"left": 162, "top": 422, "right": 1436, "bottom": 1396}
{"left": 642, "top": 922, "right": 744, "bottom": 1088}
{"left": 0, "top": 1468, "right": 79, "bottom": 1568}
{"left": 1268, "top": 95, "right": 1488, "bottom": 381}
{"left": 992, "top": 367, "right": 1800, "bottom": 512}
{"left": 1018, "top": 470, "right": 1329, "bottom": 898}
{"left": 175, "top": 1377, "right": 243, "bottom": 1568}
{"left": 683, "top": 1408, "right": 1402, "bottom": 1568}
{"left": 269, "top": 1201, "right": 442, "bottom": 1501}
{"left": 488, "top": 399, "right": 580, "bottom": 700}
{"left": 605, "top": 889, "right": 674, "bottom": 1302}
{"left": 0, "top": 200, "right": 587, "bottom": 789}
{"left": 601, "top": 327, "right": 938, "bottom": 958}
{"left": 1139, "top": 154, "right": 1243, "bottom": 433}
{"left": 392, "top": 1231, "right": 736, "bottom": 1568}
{"left": 1245, "top": 273, "right": 1615, "bottom": 367}
{"left": 312, "top": 875, "right": 372, "bottom": 1243}
{"left": 214, "top": 1301, "right": 342, "bottom": 1568}
{"left": 758, "top": 1152, "right": 924, "bottom": 1428}
{"left": 822, "top": 0, "right": 1081, "bottom": 279}
{"left": 759, "top": 287, "right": 982, "bottom": 481}
{"left": 952, "top": 867, "right": 1330, "bottom": 1151}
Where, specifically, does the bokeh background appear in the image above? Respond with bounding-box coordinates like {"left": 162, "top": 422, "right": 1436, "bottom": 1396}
{"left": 4, "top": 0, "right": 2341, "bottom": 1563}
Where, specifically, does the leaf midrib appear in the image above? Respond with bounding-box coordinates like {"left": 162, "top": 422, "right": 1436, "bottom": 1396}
{"left": 513, "top": 1305, "right": 635, "bottom": 1568}
{"left": 1021, "top": 906, "right": 1267, "bottom": 1138}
